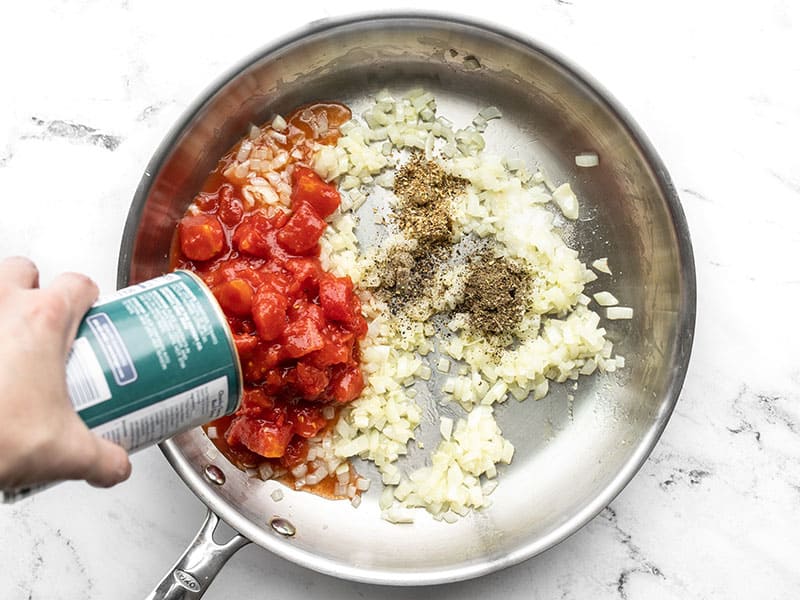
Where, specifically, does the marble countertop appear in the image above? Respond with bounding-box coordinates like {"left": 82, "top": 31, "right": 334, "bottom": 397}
{"left": 2, "top": 1, "right": 798, "bottom": 598}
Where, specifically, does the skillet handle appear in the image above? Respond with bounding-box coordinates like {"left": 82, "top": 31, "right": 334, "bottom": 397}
{"left": 145, "top": 508, "right": 250, "bottom": 600}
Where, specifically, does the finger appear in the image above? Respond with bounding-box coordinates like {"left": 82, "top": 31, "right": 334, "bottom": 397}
{"left": 0, "top": 256, "right": 40, "bottom": 290}
{"left": 56, "top": 424, "right": 132, "bottom": 488}
{"left": 47, "top": 272, "right": 99, "bottom": 341}
{"left": 83, "top": 437, "right": 132, "bottom": 488}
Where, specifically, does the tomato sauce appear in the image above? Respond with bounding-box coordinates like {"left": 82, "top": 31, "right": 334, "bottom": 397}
{"left": 170, "top": 103, "right": 364, "bottom": 495}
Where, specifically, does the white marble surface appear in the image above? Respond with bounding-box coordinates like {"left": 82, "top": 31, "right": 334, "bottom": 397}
{"left": 2, "top": 1, "right": 799, "bottom": 598}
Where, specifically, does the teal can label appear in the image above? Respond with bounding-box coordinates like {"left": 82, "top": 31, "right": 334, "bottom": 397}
{"left": 66, "top": 270, "right": 241, "bottom": 453}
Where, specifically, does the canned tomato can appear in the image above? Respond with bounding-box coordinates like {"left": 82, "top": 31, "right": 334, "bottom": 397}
{"left": 68, "top": 270, "right": 242, "bottom": 450}
{"left": 2, "top": 270, "right": 241, "bottom": 502}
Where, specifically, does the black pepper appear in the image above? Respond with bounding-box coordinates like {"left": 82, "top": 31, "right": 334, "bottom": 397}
{"left": 458, "top": 250, "right": 530, "bottom": 337}
{"left": 365, "top": 153, "right": 468, "bottom": 318}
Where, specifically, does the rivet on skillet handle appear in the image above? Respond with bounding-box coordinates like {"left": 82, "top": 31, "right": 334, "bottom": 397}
{"left": 145, "top": 509, "right": 250, "bottom": 600}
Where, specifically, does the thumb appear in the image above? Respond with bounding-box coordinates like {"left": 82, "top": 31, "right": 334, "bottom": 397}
{"left": 56, "top": 422, "right": 132, "bottom": 488}
{"left": 83, "top": 436, "right": 132, "bottom": 488}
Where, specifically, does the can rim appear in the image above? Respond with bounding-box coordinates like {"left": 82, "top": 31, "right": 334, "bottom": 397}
{"left": 175, "top": 269, "right": 243, "bottom": 414}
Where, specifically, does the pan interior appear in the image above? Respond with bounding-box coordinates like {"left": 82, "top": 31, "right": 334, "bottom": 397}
{"left": 124, "top": 16, "right": 693, "bottom": 585}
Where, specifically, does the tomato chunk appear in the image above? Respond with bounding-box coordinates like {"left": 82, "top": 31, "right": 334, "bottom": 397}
{"left": 319, "top": 276, "right": 354, "bottom": 323}
{"left": 193, "top": 190, "right": 218, "bottom": 212}
{"left": 283, "top": 316, "right": 326, "bottom": 358}
{"left": 233, "top": 214, "right": 273, "bottom": 258}
{"left": 240, "top": 388, "right": 275, "bottom": 411}
{"left": 284, "top": 258, "right": 323, "bottom": 296}
{"left": 295, "top": 361, "right": 330, "bottom": 400}
{"left": 289, "top": 403, "right": 327, "bottom": 438}
{"left": 281, "top": 436, "right": 308, "bottom": 468}
{"left": 233, "top": 332, "right": 259, "bottom": 357}
{"left": 328, "top": 366, "right": 365, "bottom": 404}
{"left": 179, "top": 215, "right": 225, "bottom": 261}
{"left": 213, "top": 278, "right": 253, "bottom": 316}
{"left": 252, "top": 286, "right": 288, "bottom": 342}
{"left": 225, "top": 416, "right": 293, "bottom": 458}
{"left": 276, "top": 202, "right": 327, "bottom": 255}
{"left": 307, "top": 329, "right": 353, "bottom": 367}
{"left": 218, "top": 183, "right": 244, "bottom": 226}
{"left": 291, "top": 166, "right": 341, "bottom": 218}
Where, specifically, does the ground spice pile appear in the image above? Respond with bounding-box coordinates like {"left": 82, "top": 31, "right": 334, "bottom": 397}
{"left": 393, "top": 153, "right": 466, "bottom": 247}
{"left": 459, "top": 251, "right": 530, "bottom": 337}
{"left": 368, "top": 154, "right": 467, "bottom": 316}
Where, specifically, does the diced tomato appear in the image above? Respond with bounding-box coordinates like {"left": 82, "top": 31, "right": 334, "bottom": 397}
{"left": 281, "top": 436, "right": 308, "bottom": 468}
{"left": 307, "top": 328, "right": 354, "bottom": 367}
{"left": 240, "top": 388, "right": 275, "bottom": 411}
{"left": 256, "top": 271, "right": 292, "bottom": 297}
{"left": 213, "top": 278, "right": 253, "bottom": 316}
{"left": 291, "top": 166, "right": 341, "bottom": 218}
{"left": 269, "top": 209, "right": 290, "bottom": 229}
{"left": 319, "top": 276, "right": 354, "bottom": 323}
{"left": 283, "top": 258, "right": 323, "bottom": 296}
{"left": 283, "top": 316, "right": 326, "bottom": 358}
{"left": 225, "top": 416, "right": 293, "bottom": 458}
{"left": 179, "top": 215, "right": 225, "bottom": 261}
{"left": 289, "top": 299, "right": 326, "bottom": 328}
{"left": 318, "top": 275, "right": 367, "bottom": 337}
{"left": 232, "top": 214, "right": 273, "bottom": 258}
{"left": 276, "top": 202, "right": 327, "bottom": 255}
{"left": 260, "top": 367, "right": 288, "bottom": 395}
{"left": 307, "top": 342, "right": 351, "bottom": 368}
{"left": 242, "top": 343, "right": 286, "bottom": 383}
{"left": 218, "top": 183, "right": 244, "bottom": 226}
{"left": 194, "top": 190, "right": 218, "bottom": 212}
{"left": 289, "top": 403, "right": 327, "bottom": 438}
{"left": 295, "top": 361, "right": 330, "bottom": 400}
{"left": 252, "top": 286, "right": 288, "bottom": 341}
{"left": 348, "top": 295, "right": 368, "bottom": 339}
{"left": 327, "top": 365, "right": 365, "bottom": 404}
{"left": 233, "top": 332, "right": 258, "bottom": 357}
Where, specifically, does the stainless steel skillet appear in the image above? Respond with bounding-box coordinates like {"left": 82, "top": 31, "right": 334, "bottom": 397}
{"left": 118, "top": 12, "right": 695, "bottom": 599}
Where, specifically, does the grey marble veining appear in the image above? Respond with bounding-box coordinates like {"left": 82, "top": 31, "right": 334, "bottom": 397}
{"left": 1, "top": 1, "right": 799, "bottom": 598}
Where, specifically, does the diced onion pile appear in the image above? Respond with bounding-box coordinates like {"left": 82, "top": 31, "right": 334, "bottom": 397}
{"left": 307, "top": 89, "right": 631, "bottom": 522}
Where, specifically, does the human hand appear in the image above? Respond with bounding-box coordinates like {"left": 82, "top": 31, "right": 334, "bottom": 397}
{"left": 0, "top": 257, "right": 131, "bottom": 491}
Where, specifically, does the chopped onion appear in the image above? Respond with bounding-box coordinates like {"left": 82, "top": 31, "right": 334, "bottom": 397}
{"left": 258, "top": 463, "right": 274, "bottom": 481}
{"left": 552, "top": 183, "right": 579, "bottom": 220}
{"left": 236, "top": 141, "right": 253, "bottom": 162}
{"left": 321, "top": 87, "right": 626, "bottom": 525}
{"left": 478, "top": 106, "right": 502, "bottom": 120}
{"left": 268, "top": 130, "right": 287, "bottom": 145}
{"left": 270, "top": 489, "right": 284, "bottom": 502}
{"left": 592, "top": 258, "right": 612, "bottom": 275}
{"left": 271, "top": 114, "right": 288, "bottom": 131}
{"left": 305, "top": 472, "right": 322, "bottom": 486}
{"left": 593, "top": 291, "right": 619, "bottom": 306}
{"left": 606, "top": 306, "right": 634, "bottom": 320}
{"left": 439, "top": 417, "right": 453, "bottom": 440}
{"left": 575, "top": 152, "right": 599, "bottom": 168}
